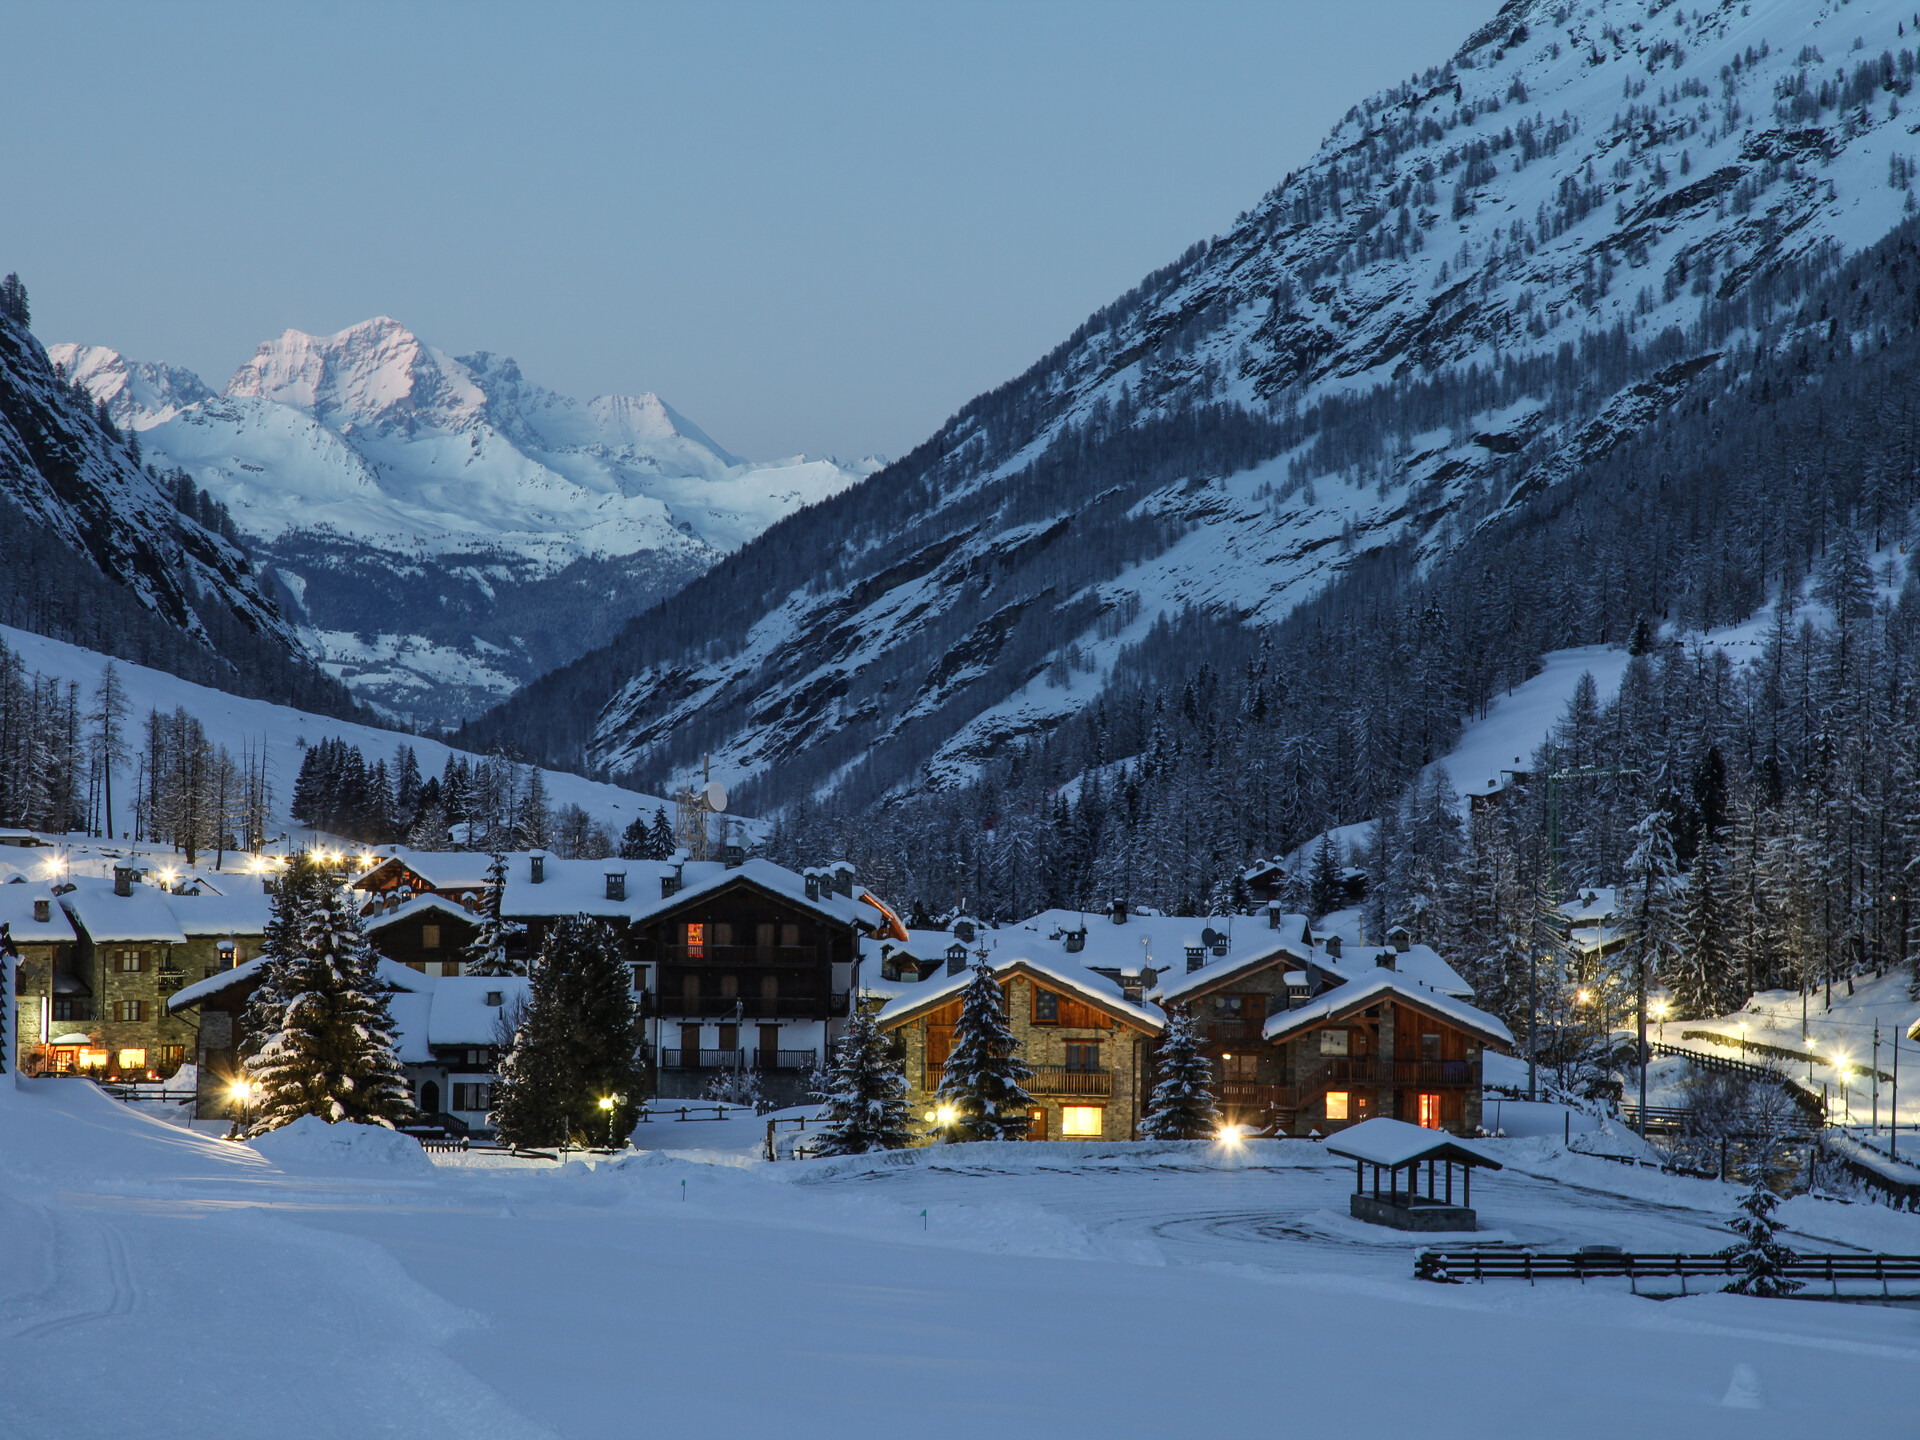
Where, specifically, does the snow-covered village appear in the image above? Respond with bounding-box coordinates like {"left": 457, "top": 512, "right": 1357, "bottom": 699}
{"left": 7, "top": 1, "right": 1920, "bottom": 1435}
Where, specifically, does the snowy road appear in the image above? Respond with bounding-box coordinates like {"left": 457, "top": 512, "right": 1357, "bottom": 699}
{"left": 6, "top": 1080, "right": 1919, "bottom": 1440}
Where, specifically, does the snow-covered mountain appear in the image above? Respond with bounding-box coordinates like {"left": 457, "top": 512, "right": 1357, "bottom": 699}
{"left": 469, "top": 0, "right": 1920, "bottom": 807}
{"left": 53, "top": 319, "right": 879, "bottom": 724}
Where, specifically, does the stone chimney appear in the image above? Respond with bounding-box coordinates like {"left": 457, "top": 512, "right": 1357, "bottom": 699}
{"left": 953, "top": 918, "right": 975, "bottom": 944}
{"left": 660, "top": 873, "right": 679, "bottom": 899}
{"left": 1267, "top": 903, "right": 1280, "bottom": 930}
{"left": 804, "top": 872, "right": 821, "bottom": 901}
{"left": 1185, "top": 945, "right": 1204, "bottom": 974}
{"left": 33, "top": 898, "right": 49, "bottom": 923}
{"left": 529, "top": 851, "right": 546, "bottom": 884}
{"left": 604, "top": 872, "right": 627, "bottom": 902}
{"left": 113, "top": 866, "right": 133, "bottom": 897}
{"left": 1110, "top": 897, "right": 1128, "bottom": 925}
{"left": 1324, "top": 934, "right": 1343, "bottom": 960}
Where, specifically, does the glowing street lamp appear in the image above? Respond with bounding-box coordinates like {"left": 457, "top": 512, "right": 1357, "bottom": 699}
{"left": 229, "top": 1078, "right": 259, "bottom": 1135}
{"left": 1651, "top": 998, "right": 1670, "bottom": 1044}
{"left": 598, "top": 1094, "right": 618, "bottom": 1149}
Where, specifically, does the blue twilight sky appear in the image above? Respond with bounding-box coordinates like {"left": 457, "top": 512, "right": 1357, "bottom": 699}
{"left": 1, "top": 1, "right": 1495, "bottom": 462}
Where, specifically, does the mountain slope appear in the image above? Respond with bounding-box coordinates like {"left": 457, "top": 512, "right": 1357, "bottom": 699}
{"left": 54, "top": 320, "right": 878, "bottom": 724}
{"left": 1, "top": 308, "right": 347, "bottom": 712}
{"left": 469, "top": 0, "right": 1920, "bottom": 805}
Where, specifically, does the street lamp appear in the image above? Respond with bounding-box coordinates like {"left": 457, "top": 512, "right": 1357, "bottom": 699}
{"left": 598, "top": 1094, "right": 617, "bottom": 1149}
{"left": 1651, "top": 998, "right": 1669, "bottom": 1044}
{"left": 229, "top": 1078, "right": 258, "bottom": 1136}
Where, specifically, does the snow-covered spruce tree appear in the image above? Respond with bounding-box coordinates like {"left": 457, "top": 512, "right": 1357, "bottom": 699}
{"left": 489, "top": 916, "right": 644, "bottom": 1148}
{"left": 702, "top": 1064, "right": 766, "bottom": 1112}
{"left": 1719, "top": 1179, "right": 1802, "bottom": 1297}
{"left": 1141, "top": 1006, "right": 1219, "bottom": 1140}
{"left": 462, "top": 852, "right": 524, "bottom": 976}
{"left": 934, "top": 960, "right": 1034, "bottom": 1142}
{"left": 241, "top": 868, "right": 414, "bottom": 1135}
{"left": 1673, "top": 840, "right": 1736, "bottom": 1018}
{"left": 1307, "top": 832, "right": 1344, "bottom": 919}
{"left": 812, "top": 1006, "right": 912, "bottom": 1154}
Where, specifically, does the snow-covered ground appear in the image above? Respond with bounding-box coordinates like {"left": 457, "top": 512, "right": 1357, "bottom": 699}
{"left": 0, "top": 621, "right": 684, "bottom": 843}
{"left": 5, "top": 1074, "right": 1916, "bottom": 1439}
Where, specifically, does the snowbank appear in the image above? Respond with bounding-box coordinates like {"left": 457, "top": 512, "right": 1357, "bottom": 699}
{"left": 248, "top": 1115, "right": 435, "bottom": 1175}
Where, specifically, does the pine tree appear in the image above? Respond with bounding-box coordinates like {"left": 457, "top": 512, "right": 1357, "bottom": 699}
{"left": 241, "top": 868, "right": 414, "bottom": 1134}
{"left": 648, "top": 805, "right": 675, "bottom": 859}
{"left": 517, "top": 768, "right": 552, "bottom": 849}
{"left": 1307, "top": 832, "right": 1345, "bottom": 918}
{"left": 489, "top": 917, "right": 644, "bottom": 1148}
{"left": 1673, "top": 841, "right": 1736, "bottom": 1017}
{"left": 0, "top": 272, "right": 29, "bottom": 327}
{"left": 462, "top": 852, "right": 524, "bottom": 976}
{"left": 933, "top": 960, "right": 1034, "bottom": 1141}
{"left": 1140, "top": 1006, "right": 1219, "bottom": 1139}
{"left": 1718, "top": 1180, "right": 1802, "bottom": 1297}
{"left": 812, "top": 1006, "right": 912, "bottom": 1154}
{"left": 618, "top": 815, "right": 650, "bottom": 860}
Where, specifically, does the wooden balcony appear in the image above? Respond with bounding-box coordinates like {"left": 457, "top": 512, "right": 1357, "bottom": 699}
{"left": 656, "top": 943, "right": 822, "bottom": 967}
{"left": 1205, "top": 1019, "right": 1261, "bottom": 1044}
{"left": 1306, "top": 1059, "right": 1474, "bottom": 1087}
{"left": 921, "top": 1064, "right": 1113, "bottom": 1096}
{"left": 642, "top": 993, "right": 849, "bottom": 1019}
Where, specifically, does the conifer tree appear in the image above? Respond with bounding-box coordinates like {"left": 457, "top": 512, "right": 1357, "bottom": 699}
{"left": 1674, "top": 841, "right": 1736, "bottom": 1017}
{"left": 462, "top": 852, "right": 524, "bottom": 976}
{"left": 933, "top": 960, "right": 1034, "bottom": 1141}
{"left": 648, "top": 805, "right": 675, "bottom": 860}
{"left": 812, "top": 1006, "right": 912, "bottom": 1154}
{"left": 618, "top": 815, "right": 650, "bottom": 860}
{"left": 1140, "top": 1006, "right": 1219, "bottom": 1139}
{"left": 1719, "top": 1179, "right": 1801, "bottom": 1297}
{"left": 241, "top": 867, "right": 414, "bottom": 1134}
{"left": 489, "top": 917, "right": 644, "bottom": 1148}
{"left": 1307, "top": 833, "right": 1345, "bottom": 918}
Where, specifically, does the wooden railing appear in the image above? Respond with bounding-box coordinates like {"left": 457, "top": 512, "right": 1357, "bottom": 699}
{"left": 656, "top": 944, "right": 822, "bottom": 967}
{"left": 752, "top": 1048, "right": 818, "bottom": 1071}
{"left": 921, "top": 1064, "right": 1112, "bottom": 1096}
{"left": 1205, "top": 1019, "right": 1260, "bottom": 1044}
{"left": 1415, "top": 1249, "right": 1920, "bottom": 1296}
{"left": 660, "top": 1048, "right": 746, "bottom": 1070}
{"left": 1306, "top": 1058, "right": 1473, "bottom": 1086}
{"left": 642, "top": 993, "right": 849, "bottom": 1019}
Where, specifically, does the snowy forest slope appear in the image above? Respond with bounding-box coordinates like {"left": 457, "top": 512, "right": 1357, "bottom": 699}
{"left": 468, "top": 0, "right": 1920, "bottom": 809}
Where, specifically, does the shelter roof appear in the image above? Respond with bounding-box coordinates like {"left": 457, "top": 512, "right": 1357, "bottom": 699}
{"left": 1324, "top": 1117, "right": 1502, "bottom": 1169}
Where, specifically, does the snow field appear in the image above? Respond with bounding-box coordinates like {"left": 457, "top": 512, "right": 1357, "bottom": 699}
{"left": 6, "top": 1074, "right": 1920, "bottom": 1439}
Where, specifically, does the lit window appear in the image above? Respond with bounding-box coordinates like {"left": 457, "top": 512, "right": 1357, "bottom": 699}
{"left": 421, "top": 924, "right": 441, "bottom": 950}
{"left": 1060, "top": 1106, "right": 1103, "bottom": 1137}
{"left": 117, "top": 1048, "right": 147, "bottom": 1070}
{"left": 1325, "top": 1090, "right": 1350, "bottom": 1121}
{"left": 1417, "top": 1093, "right": 1442, "bottom": 1129}
{"left": 687, "top": 923, "right": 706, "bottom": 958}
{"left": 1319, "top": 1029, "right": 1349, "bottom": 1055}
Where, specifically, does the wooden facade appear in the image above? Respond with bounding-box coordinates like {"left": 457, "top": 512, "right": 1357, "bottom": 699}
{"left": 881, "top": 964, "right": 1158, "bottom": 1143}
{"left": 365, "top": 898, "right": 482, "bottom": 976}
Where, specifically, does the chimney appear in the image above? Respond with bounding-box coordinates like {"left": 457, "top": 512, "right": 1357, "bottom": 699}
{"left": 1267, "top": 904, "right": 1280, "bottom": 930}
{"left": 805, "top": 872, "right": 820, "bottom": 901}
{"left": 113, "top": 866, "right": 133, "bottom": 897}
{"left": 1111, "top": 897, "right": 1128, "bottom": 925}
{"left": 1121, "top": 977, "right": 1144, "bottom": 1003}
{"left": 1375, "top": 950, "right": 1396, "bottom": 970}
{"left": 953, "top": 919, "right": 974, "bottom": 944}
{"left": 1185, "top": 945, "right": 1204, "bottom": 974}
{"left": 529, "top": 852, "right": 545, "bottom": 884}
{"left": 33, "top": 898, "right": 49, "bottom": 923}
{"left": 724, "top": 843, "right": 744, "bottom": 869}
{"left": 946, "top": 943, "right": 967, "bottom": 976}
{"left": 1064, "top": 929, "right": 1085, "bottom": 954}
{"left": 1324, "top": 934, "right": 1342, "bottom": 960}
{"left": 833, "top": 866, "right": 853, "bottom": 897}
{"left": 660, "top": 874, "right": 679, "bottom": 900}
{"left": 605, "top": 872, "right": 627, "bottom": 902}
{"left": 1389, "top": 926, "right": 1411, "bottom": 954}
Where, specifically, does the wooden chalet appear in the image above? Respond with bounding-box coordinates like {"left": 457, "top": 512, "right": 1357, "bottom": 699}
{"left": 876, "top": 956, "right": 1164, "bottom": 1142}
{"left": 1261, "top": 972, "right": 1511, "bottom": 1137}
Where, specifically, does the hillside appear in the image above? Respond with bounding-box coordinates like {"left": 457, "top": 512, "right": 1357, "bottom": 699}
{"left": 467, "top": 0, "right": 1920, "bottom": 812}
{"left": 51, "top": 319, "right": 879, "bottom": 725}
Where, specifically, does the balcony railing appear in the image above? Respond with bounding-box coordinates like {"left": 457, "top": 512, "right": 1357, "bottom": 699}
{"left": 1205, "top": 1019, "right": 1261, "bottom": 1044}
{"left": 1219, "top": 1081, "right": 1293, "bottom": 1112}
{"left": 642, "top": 993, "right": 849, "bottom": 1019}
{"left": 1303, "top": 1058, "right": 1474, "bottom": 1087}
{"left": 656, "top": 944, "right": 821, "bottom": 967}
{"left": 923, "top": 1063, "right": 1112, "bottom": 1096}
{"left": 660, "top": 1048, "right": 746, "bottom": 1071}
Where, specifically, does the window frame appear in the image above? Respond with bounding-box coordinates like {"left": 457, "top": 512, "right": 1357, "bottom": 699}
{"left": 1059, "top": 1105, "right": 1104, "bottom": 1137}
{"left": 1325, "top": 1090, "right": 1351, "bottom": 1121}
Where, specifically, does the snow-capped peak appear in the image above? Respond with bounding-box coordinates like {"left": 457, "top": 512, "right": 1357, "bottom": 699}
{"left": 225, "top": 316, "right": 488, "bottom": 436}
{"left": 43, "top": 343, "right": 215, "bottom": 430}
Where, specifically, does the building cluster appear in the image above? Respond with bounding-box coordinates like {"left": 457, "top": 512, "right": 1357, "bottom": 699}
{"left": 9, "top": 842, "right": 1514, "bottom": 1144}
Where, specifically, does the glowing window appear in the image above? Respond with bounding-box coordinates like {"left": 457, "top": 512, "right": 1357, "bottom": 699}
{"left": 117, "top": 1048, "right": 147, "bottom": 1070}
{"left": 1319, "top": 1029, "right": 1349, "bottom": 1055}
{"left": 79, "top": 1049, "right": 109, "bottom": 1069}
{"left": 1060, "top": 1106, "right": 1103, "bottom": 1137}
{"left": 1417, "top": 1093, "right": 1442, "bottom": 1129}
{"left": 687, "top": 923, "right": 706, "bottom": 958}
{"left": 1325, "top": 1090, "right": 1350, "bottom": 1121}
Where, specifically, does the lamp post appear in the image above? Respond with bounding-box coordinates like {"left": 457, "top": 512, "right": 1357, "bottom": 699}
{"left": 229, "top": 1078, "right": 257, "bottom": 1137}
{"left": 599, "top": 1094, "right": 617, "bottom": 1150}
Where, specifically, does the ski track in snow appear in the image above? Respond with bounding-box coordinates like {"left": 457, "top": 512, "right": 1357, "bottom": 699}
{"left": 6, "top": 1077, "right": 1919, "bottom": 1439}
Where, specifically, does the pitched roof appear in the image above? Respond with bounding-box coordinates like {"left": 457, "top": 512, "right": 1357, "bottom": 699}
{"left": 499, "top": 853, "right": 881, "bottom": 932}
{"left": 167, "top": 955, "right": 268, "bottom": 1012}
{"left": 60, "top": 880, "right": 189, "bottom": 944}
{"left": 350, "top": 846, "right": 499, "bottom": 892}
{"left": 363, "top": 893, "right": 481, "bottom": 934}
{"left": 875, "top": 953, "right": 1164, "bottom": 1034}
{"left": 0, "top": 881, "right": 77, "bottom": 943}
{"left": 1324, "top": 1117, "right": 1502, "bottom": 1169}
{"left": 1261, "top": 972, "right": 1513, "bottom": 1049}
{"left": 166, "top": 891, "right": 273, "bottom": 938}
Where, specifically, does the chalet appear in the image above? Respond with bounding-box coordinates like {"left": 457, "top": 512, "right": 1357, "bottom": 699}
{"left": 1466, "top": 758, "right": 1534, "bottom": 814}
{"left": 875, "top": 952, "right": 1164, "bottom": 1142}
{"left": 861, "top": 916, "right": 994, "bottom": 995}
{"left": 168, "top": 889, "right": 272, "bottom": 978}
{"left": 1261, "top": 972, "right": 1512, "bottom": 1137}
{"left": 380, "top": 964, "right": 530, "bottom": 1135}
{"left": 4, "top": 879, "right": 81, "bottom": 1069}
{"left": 503, "top": 854, "right": 903, "bottom": 1105}
{"left": 166, "top": 957, "right": 263, "bottom": 1122}
{"left": 58, "top": 870, "right": 197, "bottom": 1080}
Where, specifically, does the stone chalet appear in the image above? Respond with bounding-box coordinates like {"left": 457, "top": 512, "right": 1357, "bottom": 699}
{"left": 875, "top": 944, "right": 1165, "bottom": 1143}
{"left": 56, "top": 872, "right": 196, "bottom": 1080}
{"left": 501, "top": 853, "right": 904, "bottom": 1106}
{"left": 6, "top": 878, "right": 81, "bottom": 1067}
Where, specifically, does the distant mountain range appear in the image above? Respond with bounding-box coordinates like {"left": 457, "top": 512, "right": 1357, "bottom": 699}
{"left": 50, "top": 318, "right": 879, "bottom": 724}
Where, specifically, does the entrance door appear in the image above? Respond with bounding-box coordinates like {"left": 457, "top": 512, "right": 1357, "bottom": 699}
{"left": 421, "top": 1080, "right": 441, "bottom": 1116}
{"left": 679, "top": 1024, "right": 701, "bottom": 1069}
{"left": 758, "top": 1024, "right": 780, "bottom": 1071}
{"left": 1417, "top": 1092, "right": 1442, "bottom": 1129}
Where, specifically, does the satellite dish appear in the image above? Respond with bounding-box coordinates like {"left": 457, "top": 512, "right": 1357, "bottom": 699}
{"left": 703, "top": 781, "right": 729, "bottom": 813}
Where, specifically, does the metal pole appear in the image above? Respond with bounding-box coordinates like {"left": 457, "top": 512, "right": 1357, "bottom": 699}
{"left": 1636, "top": 958, "right": 1649, "bottom": 1140}
{"left": 1892, "top": 1034, "right": 1900, "bottom": 1163}
{"left": 1871, "top": 1022, "right": 1879, "bottom": 1135}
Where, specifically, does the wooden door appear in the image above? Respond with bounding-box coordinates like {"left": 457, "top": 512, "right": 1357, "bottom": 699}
{"left": 758, "top": 1024, "right": 780, "bottom": 1071}
{"left": 679, "top": 1024, "right": 700, "bottom": 1069}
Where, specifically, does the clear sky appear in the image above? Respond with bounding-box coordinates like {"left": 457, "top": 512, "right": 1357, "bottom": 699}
{"left": 2, "top": 1, "right": 1495, "bottom": 462}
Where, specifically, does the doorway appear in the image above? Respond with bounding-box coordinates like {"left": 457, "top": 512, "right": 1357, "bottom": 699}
{"left": 421, "top": 1080, "right": 441, "bottom": 1115}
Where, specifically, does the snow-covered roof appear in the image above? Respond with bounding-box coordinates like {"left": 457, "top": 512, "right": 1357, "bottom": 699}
{"left": 351, "top": 846, "right": 498, "bottom": 893}
{"left": 166, "top": 891, "right": 272, "bottom": 937}
{"left": 363, "top": 893, "right": 479, "bottom": 934}
{"left": 47, "top": 1031, "right": 93, "bottom": 1046}
{"left": 1014, "top": 907, "right": 1304, "bottom": 985}
{"left": 61, "top": 880, "right": 189, "bottom": 944}
{"left": 1262, "top": 972, "right": 1513, "bottom": 1049}
{"left": 875, "top": 952, "right": 1164, "bottom": 1034}
{"left": 500, "top": 853, "right": 883, "bottom": 933}
{"left": 366, "top": 961, "right": 527, "bottom": 1057}
{"left": 167, "top": 955, "right": 268, "bottom": 1012}
{"left": 0, "top": 881, "right": 78, "bottom": 943}
{"left": 1324, "top": 1118, "right": 1502, "bottom": 1170}
{"left": 1143, "top": 917, "right": 1474, "bottom": 1005}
